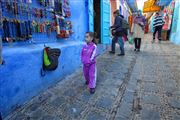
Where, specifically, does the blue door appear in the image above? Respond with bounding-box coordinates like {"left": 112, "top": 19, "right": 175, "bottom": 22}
{"left": 101, "top": 0, "right": 110, "bottom": 44}
{"left": 88, "top": 0, "right": 94, "bottom": 32}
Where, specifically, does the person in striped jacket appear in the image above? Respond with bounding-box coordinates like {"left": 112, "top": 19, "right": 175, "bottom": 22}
{"left": 152, "top": 12, "right": 165, "bottom": 43}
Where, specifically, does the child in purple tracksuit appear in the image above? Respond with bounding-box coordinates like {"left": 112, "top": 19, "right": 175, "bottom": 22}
{"left": 81, "top": 32, "right": 97, "bottom": 94}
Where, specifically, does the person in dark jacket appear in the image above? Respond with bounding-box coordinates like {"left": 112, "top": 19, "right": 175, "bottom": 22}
{"left": 109, "top": 10, "right": 125, "bottom": 56}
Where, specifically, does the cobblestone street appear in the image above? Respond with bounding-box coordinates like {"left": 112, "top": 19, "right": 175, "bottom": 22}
{"left": 5, "top": 34, "right": 180, "bottom": 120}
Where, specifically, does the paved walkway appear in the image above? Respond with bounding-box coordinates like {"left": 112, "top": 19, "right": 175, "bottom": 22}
{"left": 5, "top": 34, "right": 180, "bottom": 120}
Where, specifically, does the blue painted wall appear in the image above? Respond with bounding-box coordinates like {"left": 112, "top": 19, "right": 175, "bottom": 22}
{"left": 170, "top": 0, "right": 180, "bottom": 44}
{"left": 0, "top": 0, "right": 108, "bottom": 118}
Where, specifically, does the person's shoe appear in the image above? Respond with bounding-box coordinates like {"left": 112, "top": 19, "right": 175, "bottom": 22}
{"left": 117, "top": 53, "right": 125, "bottom": 56}
{"left": 85, "top": 81, "right": 89, "bottom": 85}
{"left": 90, "top": 88, "right": 95, "bottom": 94}
{"left": 134, "top": 49, "right": 137, "bottom": 51}
{"left": 137, "top": 49, "right": 140, "bottom": 52}
{"left": 109, "top": 51, "right": 115, "bottom": 54}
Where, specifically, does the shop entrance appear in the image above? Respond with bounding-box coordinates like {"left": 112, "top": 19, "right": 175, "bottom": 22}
{"left": 94, "top": 0, "right": 101, "bottom": 43}
{"left": 88, "top": 0, "right": 110, "bottom": 44}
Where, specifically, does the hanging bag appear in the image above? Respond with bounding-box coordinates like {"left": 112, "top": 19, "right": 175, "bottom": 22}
{"left": 128, "top": 34, "right": 134, "bottom": 45}
{"left": 41, "top": 46, "right": 61, "bottom": 76}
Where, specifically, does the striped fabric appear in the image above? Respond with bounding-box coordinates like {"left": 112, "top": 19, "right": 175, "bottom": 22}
{"left": 153, "top": 15, "right": 165, "bottom": 28}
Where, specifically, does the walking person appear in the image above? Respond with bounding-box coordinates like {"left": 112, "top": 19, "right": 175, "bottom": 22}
{"left": 131, "top": 10, "right": 146, "bottom": 52}
{"left": 109, "top": 10, "right": 125, "bottom": 56}
{"left": 81, "top": 32, "right": 97, "bottom": 94}
{"left": 152, "top": 12, "right": 165, "bottom": 43}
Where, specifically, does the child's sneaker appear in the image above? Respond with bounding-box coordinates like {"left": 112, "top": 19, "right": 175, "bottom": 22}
{"left": 85, "top": 81, "right": 89, "bottom": 85}
{"left": 90, "top": 88, "right": 95, "bottom": 94}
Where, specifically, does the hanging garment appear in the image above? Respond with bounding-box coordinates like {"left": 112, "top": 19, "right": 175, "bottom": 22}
{"left": 25, "top": 4, "right": 29, "bottom": 17}
{"left": 51, "top": 0, "right": 55, "bottom": 7}
{"left": 44, "top": 9, "right": 46, "bottom": 18}
{"left": 40, "top": 9, "right": 43, "bottom": 18}
{"left": 28, "top": 20, "right": 32, "bottom": 35}
{"left": 62, "top": 0, "right": 71, "bottom": 17}
{"left": 55, "top": 15, "right": 61, "bottom": 34}
{"left": 19, "top": 2, "right": 23, "bottom": 15}
{"left": 9, "top": 20, "right": 16, "bottom": 39}
{"left": 6, "top": 1, "right": 12, "bottom": 12}
{"left": 40, "top": 23, "right": 45, "bottom": 33}
{"left": 37, "top": 23, "right": 40, "bottom": 33}
{"left": 25, "top": 21, "right": 28, "bottom": 38}
{"left": 27, "top": 0, "right": 32, "bottom": 3}
{"left": 55, "top": 0, "right": 62, "bottom": 15}
{"left": 45, "top": 0, "right": 50, "bottom": 6}
{"left": 15, "top": 20, "right": 21, "bottom": 38}
{"left": 32, "top": 20, "right": 37, "bottom": 32}
{"left": 46, "top": 22, "right": 51, "bottom": 37}
{"left": 25, "top": 21, "right": 30, "bottom": 38}
{"left": 20, "top": 21, "right": 26, "bottom": 38}
{"left": 2, "top": 19, "right": 10, "bottom": 41}
{"left": 39, "top": 0, "right": 43, "bottom": 5}
{"left": 13, "top": 0, "right": 18, "bottom": 15}
{"left": 60, "top": 18, "right": 65, "bottom": 29}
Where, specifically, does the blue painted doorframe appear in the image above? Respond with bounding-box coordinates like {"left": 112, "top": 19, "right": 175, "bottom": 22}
{"left": 88, "top": 0, "right": 94, "bottom": 32}
{"left": 101, "top": 0, "right": 111, "bottom": 44}
{"left": 88, "top": 0, "right": 110, "bottom": 44}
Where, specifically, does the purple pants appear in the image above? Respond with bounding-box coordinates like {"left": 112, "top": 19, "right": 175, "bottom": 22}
{"left": 83, "top": 63, "right": 97, "bottom": 89}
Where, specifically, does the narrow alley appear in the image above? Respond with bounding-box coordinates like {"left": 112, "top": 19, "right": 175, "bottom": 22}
{"left": 5, "top": 34, "right": 180, "bottom": 120}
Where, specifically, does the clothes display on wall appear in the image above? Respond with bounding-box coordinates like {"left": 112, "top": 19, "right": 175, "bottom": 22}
{"left": 62, "top": 0, "right": 71, "bottom": 18}
{"left": 163, "top": 0, "right": 175, "bottom": 31}
{"left": 55, "top": 15, "right": 72, "bottom": 38}
{"left": 54, "top": 0, "right": 63, "bottom": 15}
{"left": 162, "top": 4, "right": 174, "bottom": 30}
{"left": 1, "top": 0, "right": 73, "bottom": 43}
{"left": 2, "top": 18, "right": 32, "bottom": 41}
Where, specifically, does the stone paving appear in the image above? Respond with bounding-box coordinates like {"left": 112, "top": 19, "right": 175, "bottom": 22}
{"left": 4, "top": 34, "right": 180, "bottom": 120}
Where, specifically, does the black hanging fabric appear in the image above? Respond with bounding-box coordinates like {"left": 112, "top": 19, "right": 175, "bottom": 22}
{"left": 54, "top": 0, "right": 62, "bottom": 15}
{"left": 2, "top": 19, "right": 10, "bottom": 41}
{"left": 15, "top": 20, "right": 21, "bottom": 39}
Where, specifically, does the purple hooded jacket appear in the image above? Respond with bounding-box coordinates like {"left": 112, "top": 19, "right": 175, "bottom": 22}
{"left": 81, "top": 42, "right": 97, "bottom": 65}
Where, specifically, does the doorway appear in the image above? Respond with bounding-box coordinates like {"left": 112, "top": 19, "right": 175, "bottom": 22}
{"left": 94, "top": 0, "right": 101, "bottom": 43}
